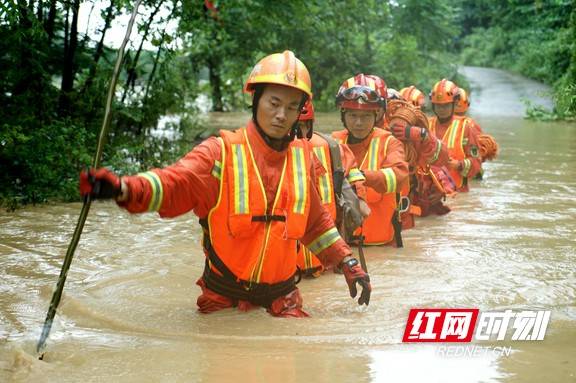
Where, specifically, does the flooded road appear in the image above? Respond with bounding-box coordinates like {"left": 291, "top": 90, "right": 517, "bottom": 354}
{"left": 1, "top": 67, "right": 575, "bottom": 382}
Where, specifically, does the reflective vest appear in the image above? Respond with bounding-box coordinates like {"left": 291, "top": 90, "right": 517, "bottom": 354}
{"left": 430, "top": 117, "right": 468, "bottom": 189}
{"left": 333, "top": 129, "right": 397, "bottom": 245}
{"left": 207, "top": 127, "right": 311, "bottom": 285}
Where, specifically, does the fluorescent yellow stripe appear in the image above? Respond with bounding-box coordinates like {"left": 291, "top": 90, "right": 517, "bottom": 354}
{"left": 381, "top": 168, "right": 397, "bottom": 193}
{"left": 461, "top": 159, "right": 471, "bottom": 176}
{"left": 211, "top": 160, "right": 222, "bottom": 180}
{"left": 347, "top": 78, "right": 355, "bottom": 88}
{"left": 347, "top": 168, "right": 365, "bottom": 183}
{"left": 291, "top": 147, "right": 307, "bottom": 214}
{"left": 138, "top": 171, "right": 163, "bottom": 212}
{"left": 232, "top": 144, "right": 249, "bottom": 214}
{"left": 313, "top": 147, "right": 332, "bottom": 204}
{"left": 307, "top": 227, "right": 341, "bottom": 255}
{"left": 447, "top": 120, "right": 459, "bottom": 149}
{"left": 369, "top": 137, "right": 380, "bottom": 171}
{"left": 428, "top": 140, "right": 442, "bottom": 164}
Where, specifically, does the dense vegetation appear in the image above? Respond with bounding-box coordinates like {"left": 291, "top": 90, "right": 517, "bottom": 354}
{"left": 1, "top": 0, "right": 574, "bottom": 207}
{"left": 458, "top": 0, "right": 576, "bottom": 120}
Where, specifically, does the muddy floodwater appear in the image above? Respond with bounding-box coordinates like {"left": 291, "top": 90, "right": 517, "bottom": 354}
{"left": 1, "top": 67, "right": 575, "bottom": 382}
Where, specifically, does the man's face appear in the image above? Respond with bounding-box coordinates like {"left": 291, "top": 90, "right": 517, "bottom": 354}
{"left": 256, "top": 85, "right": 303, "bottom": 139}
{"left": 343, "top": 109, "right": 376, "bottom": 140}
{"left": 432, "top": 102, "right": 454, "bottom": 120}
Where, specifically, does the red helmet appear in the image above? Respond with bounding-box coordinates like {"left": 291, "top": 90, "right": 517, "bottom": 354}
{"left": 299, "top": 99, "right": 315, "bottom": 121}
{"left": 365, "top": 74, "right": 388, "bottom": 105}
{"left": 336, "top": 73, "right": 384, "bottom": 111}
{"left": 455, "top": 88, "right": 470, "bottom": 114}
{"left": 399, "top": 86, "right": 425, "bottom": 109}
{"left": 430, "top": 79, "right": 460, "bottom": 104}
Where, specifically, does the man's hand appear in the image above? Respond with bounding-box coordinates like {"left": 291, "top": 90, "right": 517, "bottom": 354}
{"left": 80, "top": 168, "right": 122, "bottom": 200}
{"left": 391, "top": 124, "right": 428, "bottom": 142}
{"left": 341, "top": 257, "right": 371, "bottom": 306}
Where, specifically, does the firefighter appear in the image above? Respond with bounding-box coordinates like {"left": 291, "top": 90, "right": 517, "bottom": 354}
{"left": 296, "top": 99, "right": 368, "bottom": 276}
{"left": 80, "top": 51, "right": 371, "bottom": 317}
{"left": 428, "top": 79, "right": 482, "bottom": 192}
{"left": 332, "top": 74, "right": 408, "bottom": 246}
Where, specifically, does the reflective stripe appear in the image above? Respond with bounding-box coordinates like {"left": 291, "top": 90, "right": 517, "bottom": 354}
{"left": 347, "top": 168, "right": 365, "bottom": 183}
{"left": 291, "top": 147, "right": 307, "bottom": 214}
{"left": 347, "top": 78, "right": 355, "bottom": 88}
{"left": 428, "top": 140, "right": 442, "bottom": 164}
{"left": 366, "top": 77, "right": 376, "bottom": 91}
{"left": 313, "top": 147, "right": 332, "bottom": 204}
{"left": 211, "top": 160, "right": 222, "bottom": 180}
{"left": 139, "top": 171, "right": 163, "bottom": 212}
{"left": 461, "top": 159, "right": 471, "bottom": 176}
{"left": 307, "top": 227, "right": 341, "bottom": 255}
{"left": 232, "top": 144, "right": 249, "bottom": 214}
{"left": 367, "top": 137, "right": 380, "bottom": 171}
{"left": 447, "top": 120, "right": 460, "bottom": 149}
{"left": 381, "top": 168, "right": 397, "bottom": 193}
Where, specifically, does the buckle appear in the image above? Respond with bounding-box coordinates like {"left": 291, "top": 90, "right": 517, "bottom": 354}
{"left": 398, "top": 196, "right": 411, "bottom": 213}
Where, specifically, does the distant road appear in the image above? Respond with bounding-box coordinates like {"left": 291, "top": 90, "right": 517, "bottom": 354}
{"left": 459, "top": 66, "right": 554, "bottom": 117}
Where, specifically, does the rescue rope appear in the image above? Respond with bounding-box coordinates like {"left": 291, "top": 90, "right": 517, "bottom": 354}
{"left": 478, "top": 134, "right": 499, "bottom": 161}
{"left": 36, "top": 0, "right": 142, "bottom": 359}
{"left": 385, "top": 100, "right": 430, "bottom": 173}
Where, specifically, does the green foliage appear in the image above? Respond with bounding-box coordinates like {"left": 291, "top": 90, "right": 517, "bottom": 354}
{"left": 458, "top": 0, "right": 576, "bottom": 120}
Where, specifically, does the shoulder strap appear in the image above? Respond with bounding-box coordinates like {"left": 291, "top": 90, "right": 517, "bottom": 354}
{"left": 317, "top": 132, "right": 344, "bottom": 196}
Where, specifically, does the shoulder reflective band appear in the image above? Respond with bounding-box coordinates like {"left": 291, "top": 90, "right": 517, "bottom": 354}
{"left": 211, "top": 160, "right": 222, "bottom": 180}
{"left": 348, "top": 168, "right": 365, "bottom": 183}
{"left": 139, "top": 171, "right": 163, "bottom": 212}
{"left": 313, "top": 146, "right": 332, "bottom": 204}
{"left": 307, "top": 227, "right": 341, "bottom": 255}
{"left": 381, "top": 168, "right": 397, "bottom": 193}
{"left": 232, "top": 143, "right": 249, "bottom": 214}
{"left": 291, "top": 146, "right": 308, "bottom": 214}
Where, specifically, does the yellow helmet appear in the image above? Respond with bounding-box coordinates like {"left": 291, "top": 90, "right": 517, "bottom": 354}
{"left": 244, "top": 50, "right": 312, "bottom": 98}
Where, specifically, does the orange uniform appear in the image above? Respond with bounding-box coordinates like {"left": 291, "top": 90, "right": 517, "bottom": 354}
{"left": 296, "top": 132, "right": 365, "bottom": 276}
{"left": 429, "top": 115, "right": 482, "bottom": 192}
{"left": 333, "top": 128, "right": 408, "bottom": 245}
{"left": 119, "top": 121, "right": 351, "bottom": 315}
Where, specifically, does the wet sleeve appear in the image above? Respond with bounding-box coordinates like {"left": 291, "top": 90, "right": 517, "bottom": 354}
{"left": 300, "top": 162, "right": 351, "bottom": 269}
{"left": 417, "top": 137, "right": 450, "bottom": 167}
{"left": 362, "top": 137, "right": 409, "bottom": 194}
{"left": 118, "top": 137, "right": 222, "bottom": 218}
{"left": 461, "top": 126, "right": 482, "bottom": 179}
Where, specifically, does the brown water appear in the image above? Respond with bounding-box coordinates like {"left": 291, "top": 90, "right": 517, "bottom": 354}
{"left": 1, "top": 67, "right": 575, "bottom": 382}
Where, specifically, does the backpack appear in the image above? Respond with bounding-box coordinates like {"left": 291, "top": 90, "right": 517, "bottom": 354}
{"left": 317, "top": 133, "right": 365, "bottom": 243}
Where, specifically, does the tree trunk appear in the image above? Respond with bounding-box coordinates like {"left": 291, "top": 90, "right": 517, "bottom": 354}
{"left": 121, "top": 0, "right": 165, "bottom": 104}
{"left": 208, "top": 55, "right": 223, "bottom": 111}
{"left": 59, "top": 0, "right": 80, "bottom": 114}
{"left": 80, "top": 0, "right": 115, "bottom": 94}
{"left": 45, "top": 0, "right": 57, "bottom": 44}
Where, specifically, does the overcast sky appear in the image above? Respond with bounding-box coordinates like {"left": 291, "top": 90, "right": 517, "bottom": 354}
{"left": 78, "top": 1, "right": 179, "bottom": 50}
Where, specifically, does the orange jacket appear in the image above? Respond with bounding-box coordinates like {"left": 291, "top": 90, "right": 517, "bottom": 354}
{"left": 119, "top": 121, "right": 351, "bottom": 279}
{"left": 333, "top": 128, "right": 408, "bottom": 245}
{"left": 429, "top": 116, "right": 481, "bottom": 192}
{"left": 297, "top": 132, "right": 366, "bottom": 275}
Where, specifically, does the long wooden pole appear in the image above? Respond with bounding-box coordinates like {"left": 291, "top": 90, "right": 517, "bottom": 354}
{"left": 37, "top": 0, "right": 142, "bottom": 359}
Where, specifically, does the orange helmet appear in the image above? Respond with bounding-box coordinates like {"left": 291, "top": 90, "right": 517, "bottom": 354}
{"left": 244, "top": 50, "right": 312, "bottom": 99}
{"left": 336, "top": 73, "right": 384, "bottom": 111}
{"left": 299, "top": 99, "right": 315, "bottom": 121}
{"left": 430, "top": 79, "right": 460, "bottom": 104}
{"left": 400, "top": 86, "right": 426, "bottom": 109}
{"left": 455, "top": 88, "right": 470, "bottom": 114}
